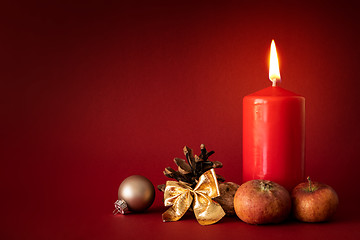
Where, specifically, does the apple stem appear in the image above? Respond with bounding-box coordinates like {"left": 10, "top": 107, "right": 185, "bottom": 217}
{"left": 260, "top": 180, "right": 272, "bottom": 191}
{"left": 307, "top": 176, "right": 312, "bottom": 192}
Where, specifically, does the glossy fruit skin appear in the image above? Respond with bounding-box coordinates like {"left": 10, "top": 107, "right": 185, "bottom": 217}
{"left": 291, "top": 181, "right": 339, "bottom": 222}
{"left": 234, "top": 179, "right": 291, "bottom": 224}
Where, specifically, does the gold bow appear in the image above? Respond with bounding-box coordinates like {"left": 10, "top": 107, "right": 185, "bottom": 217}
{"left": 162, "top": 169, "right": 225, "bottom": 225}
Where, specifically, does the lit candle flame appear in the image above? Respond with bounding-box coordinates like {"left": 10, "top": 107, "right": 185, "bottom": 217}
{"left": 269, "top": 40, "right": 281, "bottom": 86}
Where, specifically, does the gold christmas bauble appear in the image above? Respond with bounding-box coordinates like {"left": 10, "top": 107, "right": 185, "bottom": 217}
{"left": 118, "top": 175, "right": 155, "bottom": 212}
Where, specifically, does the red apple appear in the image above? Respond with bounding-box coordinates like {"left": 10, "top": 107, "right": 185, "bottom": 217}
{"left": 291, "top": 177, "right": 339, "bottom": 222}
{"left": 234, "top": 179, "right": 291, "bottom": 224}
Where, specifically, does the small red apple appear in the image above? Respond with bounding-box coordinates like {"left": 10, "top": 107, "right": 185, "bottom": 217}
{"left": 234, "top": 179, "right": 291, "bottom": 224}
{"left": 291, "top": 177, "right": 339, "bottom": 222}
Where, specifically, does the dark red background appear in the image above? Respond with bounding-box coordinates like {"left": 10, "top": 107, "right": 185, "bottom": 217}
{"left": 1, "top": 1, "right": 360, "bottom": 239}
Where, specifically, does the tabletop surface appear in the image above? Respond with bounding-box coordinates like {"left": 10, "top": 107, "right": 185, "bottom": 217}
{"left": 4, "top": 197, "right": 359, "bottom": 240}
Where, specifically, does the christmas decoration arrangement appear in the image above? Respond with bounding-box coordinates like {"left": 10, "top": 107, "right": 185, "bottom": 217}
{"left": 113, "top": 41, "right": 339, "bottom": 225}
{"left": 113, "top": 144, "right": 339, "bottom": 226}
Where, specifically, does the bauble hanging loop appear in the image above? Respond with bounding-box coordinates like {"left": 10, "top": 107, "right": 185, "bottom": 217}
{"left": 113, "top": 199, "right": 129, "bottom": 215}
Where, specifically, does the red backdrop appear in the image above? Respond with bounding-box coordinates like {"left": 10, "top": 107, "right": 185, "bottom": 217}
{"left": 1, "top": 1, "right": 360, "bottom": 239}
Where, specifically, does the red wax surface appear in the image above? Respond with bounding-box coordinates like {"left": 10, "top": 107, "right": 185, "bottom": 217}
{"left": 243, "top": 86, "right": 305, "bottom": 190}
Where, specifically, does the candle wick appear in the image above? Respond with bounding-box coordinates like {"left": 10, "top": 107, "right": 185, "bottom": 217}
{"left": 272, "top": 80, "right": 277, "bottom": 87}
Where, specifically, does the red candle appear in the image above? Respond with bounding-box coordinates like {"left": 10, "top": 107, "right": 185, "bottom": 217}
{"left": 242, "top": 40, "right": 305, "bottom": 191}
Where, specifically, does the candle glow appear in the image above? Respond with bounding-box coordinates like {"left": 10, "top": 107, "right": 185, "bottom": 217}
{"left": 269, "top": 40, "right": 281, "bottom": 86}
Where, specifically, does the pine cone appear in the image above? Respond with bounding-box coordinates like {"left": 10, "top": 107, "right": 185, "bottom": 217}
{"left": 157, "top": 144, "right": 225, "bottom": 191}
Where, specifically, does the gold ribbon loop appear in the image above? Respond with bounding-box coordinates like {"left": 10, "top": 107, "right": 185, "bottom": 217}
{"left": 162, "top": 169, "right": 225, "bottom": 225}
